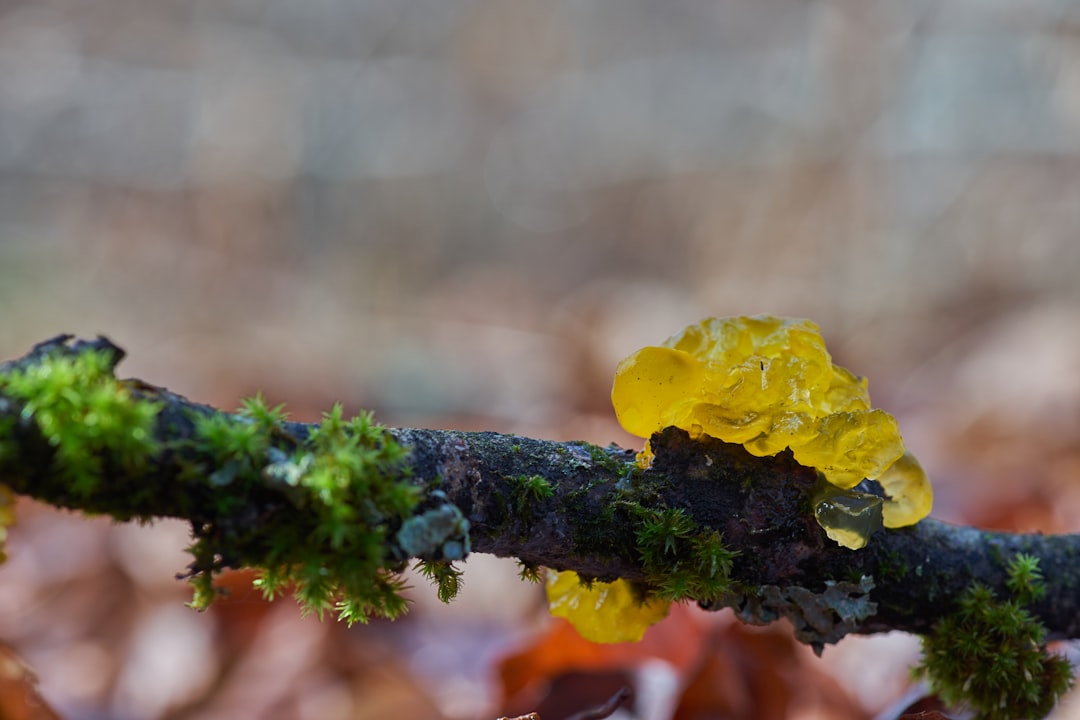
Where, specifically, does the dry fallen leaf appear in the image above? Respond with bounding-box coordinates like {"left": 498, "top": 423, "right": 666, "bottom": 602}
{"left": 0, "top": 642, "right": 63, "bottom": 720}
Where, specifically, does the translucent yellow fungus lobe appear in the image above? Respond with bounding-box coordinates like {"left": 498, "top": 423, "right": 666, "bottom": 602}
{"left": 611, "top": 346, "right": 704, "bottom": 439}
{"left": 812, "top": 481, "right": 884, "bottom": 550}
{"left": 790, "top": 409, "right": 904, "bottom": 489}
{"left": 611, "top": 315, "right": 932, "bottom": 542}
{"left": 877, "top": 450, "right": 932, "bottom": 529}
{"left": 545, "top": 569, "right": 670, "bottom": 643}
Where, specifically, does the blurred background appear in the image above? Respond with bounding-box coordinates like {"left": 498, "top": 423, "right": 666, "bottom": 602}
{"left": 2, "top": 1, "right": 1080, "bottom": 718}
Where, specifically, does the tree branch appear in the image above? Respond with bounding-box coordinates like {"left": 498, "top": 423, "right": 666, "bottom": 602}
{"left": 2, "top": 336, "right": 1078, "bottom": 651}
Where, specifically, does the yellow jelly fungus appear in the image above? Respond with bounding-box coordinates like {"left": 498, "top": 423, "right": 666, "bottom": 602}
{"left": 545, "top": 569, "right": 670, "bottom": 643}
{"left": 790, "top": 409, "right": 904, "bottom": 489}
{"left": 611, "top": 315, "right": 933, "bottom": 540}
{"left": 635, "top": 440, "right": 655, "bottom": 469}
{"left": 611, "top": 346, "right": 704, "bottom": 439}
{"left": 877, "top": 450, "right": 932, "bottom": 528}
{"left": 812, "top": 481, "right": 885, "bottom": 550}
{"left": 553, "top": 316, "right": 933, "bottom": 642}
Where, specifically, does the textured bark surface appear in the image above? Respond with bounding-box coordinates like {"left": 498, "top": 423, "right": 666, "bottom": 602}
{"left": 2, "top": 336, "right": 1079, "bottom": 647}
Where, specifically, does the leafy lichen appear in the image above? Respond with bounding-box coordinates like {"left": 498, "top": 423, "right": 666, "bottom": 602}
{"left": 396, "top": 501, "right": 470, "bottom": 561}
{"left": 726, "top": 576, "right": 878, "bottom": 655}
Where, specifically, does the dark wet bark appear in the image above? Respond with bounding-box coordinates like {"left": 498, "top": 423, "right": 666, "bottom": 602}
{"left": 2, "top": 336, "right": 1078, "bottom": 647}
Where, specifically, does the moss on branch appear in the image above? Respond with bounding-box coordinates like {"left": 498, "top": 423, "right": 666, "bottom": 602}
{"left": 0, "top": 336, "right": 1078, "bottom": 711}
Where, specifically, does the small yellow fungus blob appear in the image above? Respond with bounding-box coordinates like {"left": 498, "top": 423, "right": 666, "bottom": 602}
{"left": 611, "top": 315, "right": 932, "bottom": 539}
{"left": 877, "top": 450, "right": 932, "bottom": 528}
{"left": 545, "top": 569, "right": 670, "bottom": 643}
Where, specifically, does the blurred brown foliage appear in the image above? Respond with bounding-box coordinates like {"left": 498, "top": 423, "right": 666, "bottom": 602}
{"left": 0, "top": 642, "right": 61, "bottom": 720}
{"left": 1, "top": 1, "right": 1080, "bottom": 718}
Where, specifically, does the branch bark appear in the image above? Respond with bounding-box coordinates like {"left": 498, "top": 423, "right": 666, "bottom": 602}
{"left": 2, "top": 336, "right": 1079, "bottom": 650}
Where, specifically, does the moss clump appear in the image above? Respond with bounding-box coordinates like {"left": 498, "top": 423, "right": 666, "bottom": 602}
{"left": 546, "top": 480, "right": 741, "bottom": 644}
{"left": 505, "top": 473, "right": 554, "bottom": 514}
{"left": 916, "top": 554, "right": 1074, "bottom": 719}
{"left": 517, "top": 560, "right": 542, "bottom": 584}
{"left": 1006, "top": 552, "right": 1048, "bottom": 606}
{"left": 415, "top": 559, "right": 464, "bottom": 603}
{"left": 544, "top": 507, "right": 738, "bottom": 644}
{"left": 187, "top": 398, "right": 425, "bottom": 625}
{"left": 0, "top": 348, "right": 161, "bottom": 497}
{"left": 630, "top": 506, "right": 737, "bottom": 604}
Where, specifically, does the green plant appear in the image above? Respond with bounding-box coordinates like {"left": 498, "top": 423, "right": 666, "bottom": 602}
{"left": 916, "top": 555, "right": 1073, "bottom": 719}
{"left": 0, "top": 348, "right": 160, "bottom": 497}
{"left": 187, "top": 398, "right": 426, "bottom": 624}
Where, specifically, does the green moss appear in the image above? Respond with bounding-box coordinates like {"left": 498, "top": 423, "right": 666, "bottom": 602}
{"left": 505, "top": 473, "right": 554, "bottom": 514}
{"left": 916, "top": 555, "right": 1074, "bottom": 719}
{"left": 185, "top": 399, "right": 426, "bottom": 625}
{"left": 567, "top": 440, "right": 625, "bottom": 476}
{"left": 1006, "top": 553, "right": 1047, "bottom": 606}
{"left": 634, "top": 506, "right": 696, "bottom": 567}
{"left": 193, "top": 395, "right": 283, "bottom": 491}
{"left": 517, "top": 561, "right": 542, "bottom": 584}
{"left": 558, "top": 459, "right": 739, "bottom": 608}
{"left": 629, "top": 505, "right": 737, "bottom": 604}
{"left": 876, "top": 549, "right": 910, "bottom": 584}
{"left": 0, "top": 349, "right": 161, "bottom": 497}
{"left": 415, "top": 559, "right": 464, "bottom": 603}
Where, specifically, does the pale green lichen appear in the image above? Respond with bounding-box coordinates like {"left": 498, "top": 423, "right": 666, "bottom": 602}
{"left": 395, "top": 501, "right": 470, "bottom": 561}
{"left": 729, "top": 575, "right": 877, "bottom": 654}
